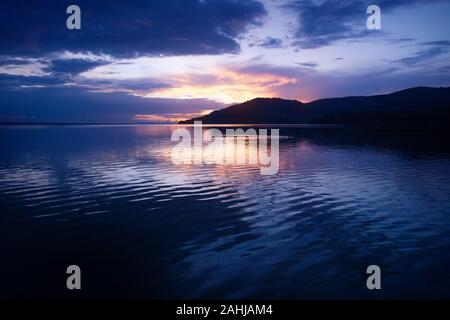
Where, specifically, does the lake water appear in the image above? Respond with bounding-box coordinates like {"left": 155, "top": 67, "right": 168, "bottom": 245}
{"left": 1, "top": 125, "right": 450, "bottom": 299}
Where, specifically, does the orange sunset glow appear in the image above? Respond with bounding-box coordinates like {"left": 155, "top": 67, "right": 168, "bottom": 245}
{"left": 143, "top": 68, "right": 298, "bottom": 104}
{"left": 133, "top": 109, "right": 216, "bottom": 123}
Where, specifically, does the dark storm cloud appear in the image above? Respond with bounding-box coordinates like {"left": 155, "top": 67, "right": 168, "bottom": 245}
{"left": 0, "top": 0, "right": 266, "bottom": 57}
{"left": 285, "top": 0, "right": 443, "bottom": 49}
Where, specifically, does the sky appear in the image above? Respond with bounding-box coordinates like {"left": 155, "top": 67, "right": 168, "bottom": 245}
{"left": 0, "top": 0, "right": 449, "bottom": 123}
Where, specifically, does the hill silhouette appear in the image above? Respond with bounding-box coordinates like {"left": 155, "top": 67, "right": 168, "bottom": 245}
{"left": 179, "top": 87, "right": 450, "bottom": 127}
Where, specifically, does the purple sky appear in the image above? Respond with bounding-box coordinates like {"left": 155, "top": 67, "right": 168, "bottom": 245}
{"left": 1, "top": 0, "right": 450, "bottom": 122}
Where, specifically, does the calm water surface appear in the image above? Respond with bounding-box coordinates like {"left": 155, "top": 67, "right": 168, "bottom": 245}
{"left": 1, "top": 125, "right": 450, "bottom": 299}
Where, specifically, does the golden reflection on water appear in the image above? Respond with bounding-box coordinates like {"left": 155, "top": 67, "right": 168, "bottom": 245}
{"left": 133, "top": 125, "right": 289, "bottom": 176}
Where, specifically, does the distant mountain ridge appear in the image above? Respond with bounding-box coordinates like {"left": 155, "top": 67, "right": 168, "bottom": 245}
{"left": 179, "top": 87, "right": 450, "bottom": 126}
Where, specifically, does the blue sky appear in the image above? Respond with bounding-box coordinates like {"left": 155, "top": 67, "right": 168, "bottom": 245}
{"left": 0, "top": 0, "right": 449, "bottom": 122}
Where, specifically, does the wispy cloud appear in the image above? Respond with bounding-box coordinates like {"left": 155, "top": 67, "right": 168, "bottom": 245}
{"left": 296, "top": 62, "right": 318, "bottom": 68}
{"left": 0, "top": 58, "right": 50, "bottom": 77}
{"left": 249, "top": 37, "right": 284, "bottom": 49}
{"left": 285, "top": 0, "right": 445, "bottom": 49}
{"left": 393, "top": 41, "right": 450, "bottom": 66}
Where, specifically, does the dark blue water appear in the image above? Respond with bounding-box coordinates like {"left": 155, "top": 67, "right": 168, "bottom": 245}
{"left": 1, "top": 125, "right": 450, "bottom": 299}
